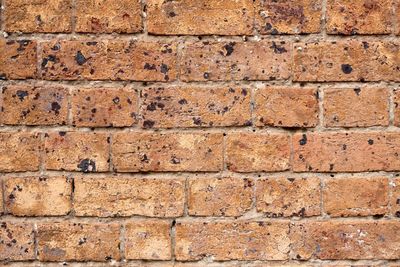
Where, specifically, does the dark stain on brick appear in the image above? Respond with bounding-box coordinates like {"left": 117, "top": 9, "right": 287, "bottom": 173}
{"left": 75, "top": 51, "right": 88, "bottom": 65}
{"left": 51, "top": 102, "right": 61, "bottom": 115}
{"left": 368, "top": 139, "right": 374, "bottom": 145}
{"left": 143, "top": 120, "right": 155, "bottom": 128}
{"left": 299, "top": 134, "right": 307, "bottom": 145}
{"left": 223, "top": 42, "right": 236, "bottom": 56}
{"left": 270, "top": 41, "right": 287, "bottom": 54}
{"left": 77, "top": 159, "right": 96, "bottom": 172}
{"left": 16, "top": 90, "right": 28, "bottom": 101}
{"left": 341, "top": 64, "right": 353, "bottom": 74}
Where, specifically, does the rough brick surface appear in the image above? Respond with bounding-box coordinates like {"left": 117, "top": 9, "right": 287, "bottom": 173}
{"left": 0, "top": 222, "right": 34, "bottom": 261}
{"left": 393, "top": 89, "right": 400, "bottom": 126}
{"left": 390, "top": 177, "right": 400, "bottom": 218}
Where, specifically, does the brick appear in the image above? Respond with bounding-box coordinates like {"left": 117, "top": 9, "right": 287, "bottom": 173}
{"left": 37, "top": 222, "right": 120, "bottom": 261}
{"left": 255, "top": 0, "right": 322, "bottom": 34}
{"left": 4, "top": 176, "right": 72, "bottom": 216}
{"left": 175, "top": 220, "right": 290, "bottom": 261}
{"left": 75, "top": 0, "right": 142, "bottom": 33}
{"left": 74, "top": 177, "right": 185, "bottom": 217}
{"left": 326, "top": 0, "right": 392, "bottom": 35}
{"left": 125, "top": 220, "right": 171, "bottom": 260}
{"left": 293, "top": 132, "right": 400, "bottom": 172}
{"left": 188, "top": 177, "right": 253, "bottom": 217}
{"left": 112, "top": 133, "right": 223, "bottom": 172}
{"left": 323, "top": 177, "right": 389, "bottom": 217}
{"left": 40, "top": 40, "right": 177, "bottom": 81}
{"left": 254, "top": 87, "right": 319, "bottom": 128}
{"left": 4, "top": 0, "right": 72, "bottom": 33}
{"left": 293, "top": 41, "right": 400, "bottom": 82}
{"left": 226, "top": 133, "right": 291, "bottom": 172}
{"left": 147, "top": 0, "right": 254, "bottom": 35}
{"left": 0, "top": 132, "right": 41, "bottom": 172}
{"left": 324, "top": 88, "right": 389, "bottom": 127}
{"left": 181, "top": 41, "right": 291, "bottom": 81}
{"left": 256, "top": 177, "right": 321, "bottom": 217}
{"left": 1, "top": 85, "right": 68, "bottom": 126}
{"left": 390, "top": 177, "right": 400, "bottom": 218}
{"left": 71, "top": 87, "right": 138, "bottom": 127}
{"left": 291, "top": 221, "right": 400, "bottom": 260}
{"left": 44, "top": 132, "right": 109, "bottom": 172}
{"left": 0, "top": 40, "right": 37, "bottom": 80}
{"left": 393, "top": 89, "right": 400, "bottom": 126}
{"left": 140, "top": 86, "right": 251, "bottom": 128}
{"left": 0, "top": 222, "right": 35, "bottom": 261}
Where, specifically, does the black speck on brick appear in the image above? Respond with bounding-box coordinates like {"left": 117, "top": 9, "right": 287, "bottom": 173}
{"left": 341, "top": 64, "right": 353, "bottom": 74}
{"left": 299, "top": 134, "right": 307, "bottom": 145}
{"left": 75, "top": 51, "right": 88, "bottom": 65}
{"left": 77, "top": 159, "right": 96, "bottom": 172}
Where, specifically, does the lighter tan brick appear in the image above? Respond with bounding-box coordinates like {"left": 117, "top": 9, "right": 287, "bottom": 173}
{"left": 393, "top": 89, "right": 400, "bottom": 126}
{"left": 74, "top": 177, "right": 185, "bottom": 217}
{"left": 390, "top": 177, "right": 400, "bottom": 218}
{"left": 140, "top": 86, "right": 251, "bottom": 128}
{"left": 112, "top": 133, "right": 223, "bottom": 172}
{"left": 0, "top": 222, "right": 34, "bottom": 261}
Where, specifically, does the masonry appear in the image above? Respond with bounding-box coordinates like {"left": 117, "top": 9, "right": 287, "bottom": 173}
{"left": 0, "top": 0, "right": 400, "bottom": 266}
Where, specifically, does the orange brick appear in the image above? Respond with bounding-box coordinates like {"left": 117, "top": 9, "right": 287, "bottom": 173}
{"left": 323, "top": 177, "right": 389, "bottom": 217}
{"left": 326, "top": 0, "right": 393, "bottom": 35}
{"left": 40, "top": 40, "right": 177, "bottom": 81}
{"left": 390, "top": 177, "right": 400, "bottom": 218}
{"left": 254, "top": 87, "right": 319, "bottom": 127}
{"left": 293, "top": 41, "right": 400, "bottom": 82}
{"left": 44, "top": 132, "right": 109, "bottom": 172}
{"left": 0, "top": 40, "right": 37, "bottom": 80}
{"left": 188, "top": 177, "right": 253, "bottom": 216}
{"left": 37, "top": 222, "right": 120, "bottom": 261}
{"left": 140, "top": 86, "right": 251, "bottom": 128}
{"left": 112, "top": 133, "right": 223, "bottom": 172}
{"left": 75, "top": 0, "right": 142, "bottom": 33}
{"left": 74, "top": 177, "right": 185, "bottom": 217}
{"left": 324, "top": 88, "right": 389, "bottom": 127}
{"left": 256, "top": 177, "right": 321, "bottom": 217}
{"left": 125, "top": 220, "right": 171, "bottom": 260}
{"left": 175, "top": 220, "right": 290, "bottom": 261}
{"left": 293, "top": 132, "right": 400, "bottom": 172}
{"left": 4, "top": 176, "right": 72, "bottom": 216}
{"left": 255, "top": 0, "right": 322, "bottom": 34}
{"left": 226, "top": 133, "right": 291, "bottom": 172}
{"left": 4, "top": 0, "right": 72, "bottom": 33}
{"left": 181, "top": 41, "right": 291, "bottom": 81}
{"left": 71, "top": 87, "right": 138, "bottom": 127}
{"left": 0, "top": 222, "right": 35, "bottom": 261}
{"left": 147, "top": 0, "right": 254, "bottom": 35}
{"left": 1, "top": 85, "right": 68, "bottom": 126}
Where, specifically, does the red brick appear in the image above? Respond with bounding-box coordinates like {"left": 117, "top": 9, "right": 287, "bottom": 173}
{"left": 293, "top": 132, "right": 400, "bottom": 172}
{"left": 226, "top": 133, "right": 291, "bottom": 172}
{"left": 40, "top": 40, "right": 177, "bottom": 81}
{"left": 181, "top": 41, "right": 291, "bottom": 81}
{"left": 74, "top": 177, "right": 185, "bottom": 217}
{"left": 147, "top": 0, "right": 254, "bottom": 35}
{"left": 0, "top": 222, "right": 35, "bottom": 261}
{"left": 254, "top": 87, "right": 319, "bottom": 127}
{"left": 293, "top": 41, "right": 400, "bottom": 82}
{"left": 112, "top": 133, "right": 223, "bottom": 172}
{"left": 324, "top": 88, "right": 389, "bottom": 127}
{"left": 140, "top": 86, "right": 251, "bottom": 128}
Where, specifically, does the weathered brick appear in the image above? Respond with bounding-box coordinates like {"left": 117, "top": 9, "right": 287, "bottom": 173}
{"left": 293, "top": 41, "right": 400, "bottom": 82}
{"left": 140, "top": 86, "right": 251, "bottom": 128}
{"left": 112, "top": 133, "right": 223, "bottom": 172}
{"left": 181, "top": 41, "right": 291, "bottom": 81}
{"left": 125, "top": 220, "right": 171, "bottom": 260}
{"left": 0, "top": 40, "right": 37, "bottom": 80}
{"left": 147, "top": 0, "right": 254, "bottom": 35}
{"left": 71, "top": 87, "right": 138, "bottom": 127}
{"left": 255, "top": 0, "right": 322, "bottom": 34}
{"left": 226, "top": 133, "right": 291, "bottom": 172}
{"left": 324, "top": 88, "right": 389, "bottom": 127}
{"left": 44, "top": 132, "right": 109, "bottom": 172}
{"left": 390, "top": 177, "right": 400, "bottom": 218}
{"left": 74, "top": 177, "right": 185, "bottom": 217}
{"left": 4, "top": 0, "right": 72, "bottom": 33}
{"left": 0, "top": 222, "right": 35, "bottom": 261}
{"left": 0, "top": 132, "right": 41, "bottom": 172}
{"left": 254, "top": 87, "right": 319, "bottom": 128}
{"left": 175, "top": 220, "right": 290, "bottom": 261}
{"left": 1, "top": 85, "right": 68, "bottom": 126}
{"left": 188, "top": 177, "right": 253, "bottom": 217}
{"left": 256, "top": 177, "right": 321, "bottom": 217}
{"left": 40, "top": 40, "right": 177, "bottom": 81}
{"left": 291, "top": 221, "right": 400, "bottom": 260}
{"left": 75, "top": 0, "right": 142, "bottom": 33}
{"left": 326, "top": 0, "right": 393, "bottom": 35}
{"left": 4, "top": 176, "right": 72, "bottom": 216}
{"left": 393, "top": 89, "right": 400, "bottom": 126}
{"left": 37, "top": 222, "right": 120, "bottom": 261}
{"left": 323, "top": 177, "right": 389, "bottom": 217}
{"left": 293, "top": 132, "right": 400, "bottom": 172}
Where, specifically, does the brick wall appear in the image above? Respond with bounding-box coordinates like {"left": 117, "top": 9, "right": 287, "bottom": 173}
{"left": 0, "top": 0, "right": 400, "bottom": 266}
